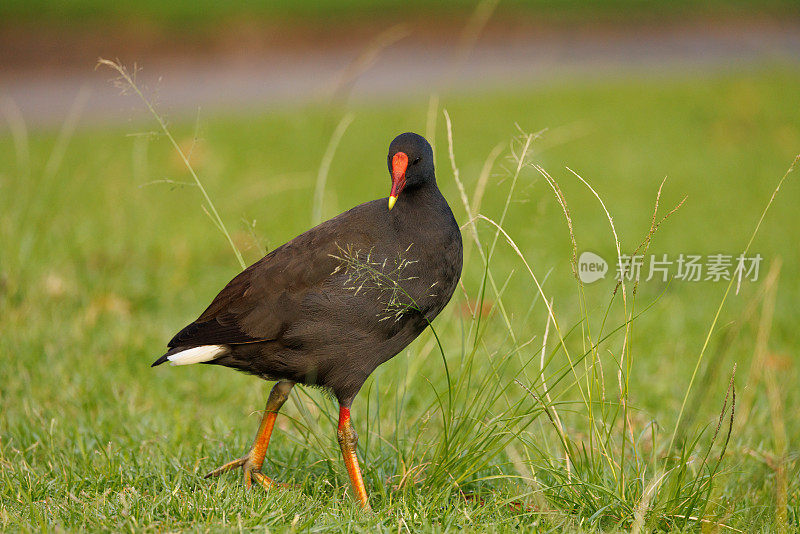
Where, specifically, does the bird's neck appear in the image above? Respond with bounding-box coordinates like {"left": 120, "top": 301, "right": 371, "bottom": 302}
{"left": 393, "top": 179, "right": 454, "bottom": 225}
{"left": 402, "top": 179, "right": 441, "bottom": 205}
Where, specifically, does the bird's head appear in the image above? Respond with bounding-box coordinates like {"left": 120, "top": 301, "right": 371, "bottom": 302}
{"left": 386, "top": 132, "right": 435, "bottom": 210}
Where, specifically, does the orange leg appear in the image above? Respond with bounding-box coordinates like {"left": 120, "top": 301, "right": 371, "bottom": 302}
{"left": 205, "top": 381, "right": 294, "bottom": 490}
{"left": 337, "top": 406, "right": 370, "bottom": 509}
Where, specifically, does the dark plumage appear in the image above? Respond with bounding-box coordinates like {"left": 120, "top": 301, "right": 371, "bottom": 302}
{"left": 153, "top": 132, "right": 463, "bottom": 507}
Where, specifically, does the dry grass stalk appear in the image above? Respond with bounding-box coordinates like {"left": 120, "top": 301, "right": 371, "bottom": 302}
{"left": 312, "top": 113, "right": 354, "bottom": 225}
{"left": 669, "top": 153, "right": 799, "bottom": 452}
{"left": 97, "top": 58, "right": 246, "bottom": 269}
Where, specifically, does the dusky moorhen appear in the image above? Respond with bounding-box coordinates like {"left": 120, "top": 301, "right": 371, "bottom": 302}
{"left": 153, "top": 132, "right": 463, "bottom": 507}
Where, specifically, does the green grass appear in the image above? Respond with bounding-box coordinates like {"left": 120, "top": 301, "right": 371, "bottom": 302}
{"left": 2, "top": 0, "right": 798, "bottom": 28}
{"left": 1, "top": 65, "right": 799, "bottom": 531}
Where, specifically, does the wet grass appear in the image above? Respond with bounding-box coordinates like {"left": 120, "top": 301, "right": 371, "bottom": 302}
{"left": 1, "top": 66, "right": 799, "bottom": 531}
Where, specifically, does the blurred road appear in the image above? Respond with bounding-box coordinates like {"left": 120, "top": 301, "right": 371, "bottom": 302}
{"left": 2, "top": 20, "right": 800, "bottom": 128}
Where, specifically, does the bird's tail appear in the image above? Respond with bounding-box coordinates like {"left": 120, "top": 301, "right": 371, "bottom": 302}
{"left": 151, "top": 345, "right": 228, "bottom": 367}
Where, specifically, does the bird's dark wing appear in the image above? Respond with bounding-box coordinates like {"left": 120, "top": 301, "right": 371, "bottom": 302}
{"left": 167, "top": 203, "right": 377, "bottom": 349}
{"left": 167, "top": 266, "right": 270, "bottom": 347}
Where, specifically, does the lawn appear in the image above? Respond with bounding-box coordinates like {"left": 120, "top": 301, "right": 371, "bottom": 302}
{"left": 1, "top": 65, "right": 799, "bottom": 531}
{"left": 2, "top": 0, "right": 798, "bottom": 27}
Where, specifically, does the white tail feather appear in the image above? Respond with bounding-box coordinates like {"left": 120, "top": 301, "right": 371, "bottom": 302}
{"left": 167, "top": 345, "right": 228, "bottom": 366}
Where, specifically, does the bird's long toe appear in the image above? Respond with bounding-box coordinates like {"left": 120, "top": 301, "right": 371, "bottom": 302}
{"left": 205, "top": 454, "right": 293, "bottom": 490}
{"left": 251, "top": 471, "right": 284, "bottom": 490}
{"left": 204, "top": 455, "right": 248, "bottom": 479}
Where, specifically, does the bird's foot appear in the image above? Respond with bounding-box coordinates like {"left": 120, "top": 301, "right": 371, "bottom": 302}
{"left": 204, "top": 454, "right": 288, "bottom": 490}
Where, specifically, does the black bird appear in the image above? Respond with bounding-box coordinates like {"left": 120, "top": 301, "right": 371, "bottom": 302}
{"left": 153, "top": 132, "right": 463, "bottom": 507}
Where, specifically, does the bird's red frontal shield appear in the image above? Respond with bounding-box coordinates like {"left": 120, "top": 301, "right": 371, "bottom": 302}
{"left": 388, "top": 151, "right": 408, "bottom": 210}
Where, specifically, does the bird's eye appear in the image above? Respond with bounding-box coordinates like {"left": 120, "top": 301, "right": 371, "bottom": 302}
{"left": 412, "top": 157, "right": 421, "bottom": 165}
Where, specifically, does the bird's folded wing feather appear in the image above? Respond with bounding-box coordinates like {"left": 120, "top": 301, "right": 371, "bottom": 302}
{"left": 167, "top": 207, "right": 374, "bottom": 349}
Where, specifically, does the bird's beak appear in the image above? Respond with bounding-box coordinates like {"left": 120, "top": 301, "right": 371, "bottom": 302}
{"left": 389, "top": 152, "right": 408, "bottom": 211}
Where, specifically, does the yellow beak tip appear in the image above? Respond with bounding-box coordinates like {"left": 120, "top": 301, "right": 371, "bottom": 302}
{"left": 388, "top": 196, "right": 397, "bottom": 210}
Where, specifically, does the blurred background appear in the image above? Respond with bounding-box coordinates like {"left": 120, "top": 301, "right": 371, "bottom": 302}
{"left": 3, "top": 0, "right": 800, "bottom": 124}
{"left": 2, "top": 1, "right": 800, "bottom": 531}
